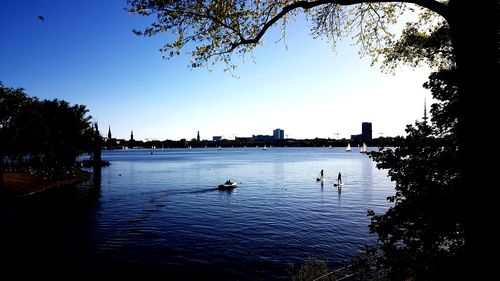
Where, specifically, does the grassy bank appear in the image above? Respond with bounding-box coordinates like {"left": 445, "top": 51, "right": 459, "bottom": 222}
{"left": 2, "top": 169, "right": 90, "bottom": 196}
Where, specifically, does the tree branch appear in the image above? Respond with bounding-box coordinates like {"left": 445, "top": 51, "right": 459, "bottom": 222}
{"left": 230, "top": 0, "right": 332, "bottom": 51}
{"left": 229, "top": 0, "right": 449, "bottom": 51}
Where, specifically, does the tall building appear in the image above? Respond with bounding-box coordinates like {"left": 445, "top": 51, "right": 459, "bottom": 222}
{"left": 108, "top": 126, "right": 112, "bottom": 139}
{"left": 130, "top": 130, "right": 134, "bottom": 141}
{"left": 273, "top": 128, "right": 284, "bottom": 140}
{"left": 361, "top": 122, "right": 372, "bottom": 141}
{"left": 197, "top": 131, "right": 200, "bottom": 142}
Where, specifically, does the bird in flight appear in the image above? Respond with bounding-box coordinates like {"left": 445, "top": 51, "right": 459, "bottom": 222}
{"left": 37, "top": 16, "right": 44, "bottom": 22}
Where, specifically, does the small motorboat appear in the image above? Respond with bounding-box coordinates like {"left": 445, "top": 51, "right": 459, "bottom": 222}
{"left": 218, "top": 180, "right": 237, "bottom": 190}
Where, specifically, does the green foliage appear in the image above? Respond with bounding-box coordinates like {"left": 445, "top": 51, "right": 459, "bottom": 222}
{"left": 127, "top": 0, "right": 450, "bottom": 71}
{"left": 0, "top": 82, "right": 94, "bottom": 175}
{"left": 310, "top": 2, "right": 408, "bottom": 62}
{"left": 380, "top": 17, "right": 454, "bottom": 71}
{"left": 129, "top": 0, "right": 288, "bottom": 71}
{"left": 289, "top": 257, "right": 331, "bottom": 281}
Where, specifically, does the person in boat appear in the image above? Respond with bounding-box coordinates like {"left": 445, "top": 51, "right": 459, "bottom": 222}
{"left": 225, "top": 179, "right": 232, "bottom": 184}
{"left": 337, "top": 172, "right": 342, "bottom": 185}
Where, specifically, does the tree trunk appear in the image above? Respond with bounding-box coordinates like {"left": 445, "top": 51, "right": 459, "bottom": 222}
{"left": 93, "top": 144, "right": 102, "bottom": 165}
{"left": 92, "top": 123, "right": 102, "bottom": 166}
{"left": 0, "top": 161, "right": 4, "bottom": 188}
{"left": 448, "top": 0, "right": 498, "bottom": 278}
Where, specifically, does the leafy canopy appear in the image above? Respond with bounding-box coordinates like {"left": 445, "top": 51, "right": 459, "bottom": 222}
{"left": 0, "top": 82, "right": 94, "bottom": 174}
{"left": 127, "top": 0, "right": 448, "bottom": 71}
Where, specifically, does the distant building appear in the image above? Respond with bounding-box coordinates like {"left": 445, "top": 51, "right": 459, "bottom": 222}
{"left": 197, "top": 131, "right": 200, "bottom": 142}
{"left": 350, "top": 122, "right": 372, "bottom": 142}
{"left": 235, "top": 137, "right": 252, "bottom": 142}
{"left": 362, "top": 122, "right": 372, "bottom": 140}
{"left": 108, "top": 126, "right": 112, "bottom": 139}
{"left": 252, "top": 135, "right": 274, "bottom": 142}
{"left": 273, "top": 128, "right": 285, "bottom": 140}
{"left": 350, "top": 134, "right": 363, "bottom": 142}
{"left": 130, "top": 130, "right": 134, "bottom": 141}
{"left": 213, "top": 136, "right": 222, "bottom": 141}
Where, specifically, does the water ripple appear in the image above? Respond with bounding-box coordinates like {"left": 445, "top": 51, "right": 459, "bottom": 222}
{"left": 2, "top": 148, "right": 394, "bottom": 280}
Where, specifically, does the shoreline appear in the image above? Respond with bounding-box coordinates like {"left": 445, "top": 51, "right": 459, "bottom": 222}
{"left": 2, "top": 170, "right": 90, "bottom": 196}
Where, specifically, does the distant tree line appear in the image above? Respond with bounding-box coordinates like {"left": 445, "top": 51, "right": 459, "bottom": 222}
{"left": 0, "top": 82, "right": 95, "bottom": 183}
{"left": 105, "top": 137, "right": 400, "bottom": 149}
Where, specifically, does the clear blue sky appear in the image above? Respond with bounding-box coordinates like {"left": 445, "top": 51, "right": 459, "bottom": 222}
{"left": 0, "top": 0, "right": 432, "bottom": 141}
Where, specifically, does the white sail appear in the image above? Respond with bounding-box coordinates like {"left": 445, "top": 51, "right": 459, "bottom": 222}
{"left": 346, "top": 143, "right": 351, "bottom": 152}
{"left": 360, "top": 143, "right": 368, "bottom": 153}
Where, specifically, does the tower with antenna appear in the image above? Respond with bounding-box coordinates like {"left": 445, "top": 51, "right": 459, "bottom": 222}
{"left": 423, "top": 99, "right": 429, "bottom": 125}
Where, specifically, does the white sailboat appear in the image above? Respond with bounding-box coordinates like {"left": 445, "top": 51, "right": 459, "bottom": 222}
{"left": 346, "top": 143, "right": 351, "bottom": 152}
{"left": 360, "top": 143, "right": 368, "bottom": 153}
{"left": 262, "top": 144, "right": 268, "bottom": 150}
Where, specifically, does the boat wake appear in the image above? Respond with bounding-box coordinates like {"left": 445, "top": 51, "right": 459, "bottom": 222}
{"left": 184, "top": 187, "right": 220, "bottom": 194}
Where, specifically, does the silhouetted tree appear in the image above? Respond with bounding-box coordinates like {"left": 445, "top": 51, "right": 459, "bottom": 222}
{"left": 362, "top": 11, "right": 465, "bottom": 277}
{"left": 92, "top": 122, "right": 104, "bottom": 165}
{"left": 179, "top": 138, "right": 188, "bottom": 147}
{"left": 369, "top": 69, "right": 461, "bottom": 280}
{"left": 0, "top": 83, "right": 94, "bottom": 177}
{"left": 0, "top": 82, "right": 30, "bottom": 186}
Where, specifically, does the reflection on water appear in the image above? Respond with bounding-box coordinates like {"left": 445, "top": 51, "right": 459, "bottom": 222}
{"left": 1, "top": 147, "right": 393, "bottom": 280}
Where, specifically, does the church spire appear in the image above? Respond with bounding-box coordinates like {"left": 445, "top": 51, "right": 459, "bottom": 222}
{"left": 108, "top": 126, "right": 112, "bottom": 139}
{"left": 423, "top": 99, "right": 429, "bottom": 125}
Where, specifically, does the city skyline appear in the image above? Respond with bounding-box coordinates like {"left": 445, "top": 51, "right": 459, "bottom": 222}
{"left": 106, "top": 124, "right": 381, "bottom": 142}
{"left": 0, "top": 1, "right": 433, "bottom": 141}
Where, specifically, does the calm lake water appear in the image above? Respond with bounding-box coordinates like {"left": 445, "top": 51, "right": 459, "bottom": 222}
{"left": 1, "top": 147, "right": 394, "bottom": 279}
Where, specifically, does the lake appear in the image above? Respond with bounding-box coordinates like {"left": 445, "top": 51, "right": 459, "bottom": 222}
{"left": 0, "top": 147, "right": 394, "bottom": 279}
